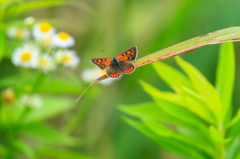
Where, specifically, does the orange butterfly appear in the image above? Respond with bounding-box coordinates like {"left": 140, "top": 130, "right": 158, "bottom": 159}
{"left": 91, "top": 46, "right": 137, "bottom": 78}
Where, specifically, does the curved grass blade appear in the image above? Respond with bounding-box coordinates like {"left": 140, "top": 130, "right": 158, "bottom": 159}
{"left": 77, "top": 26, "right": 240, "bottom": 101}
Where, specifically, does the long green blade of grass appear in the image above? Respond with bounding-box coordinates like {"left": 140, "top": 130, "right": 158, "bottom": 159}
{"left": 77, "top": 26, "right": 240, "bottom": 101}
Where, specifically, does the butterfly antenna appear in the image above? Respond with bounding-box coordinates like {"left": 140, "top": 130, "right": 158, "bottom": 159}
{"left": 114, "top": 47, "right": 119, "bottom": 56}
{"left": 101, "top": 50, "right": 111, "bottom": 56}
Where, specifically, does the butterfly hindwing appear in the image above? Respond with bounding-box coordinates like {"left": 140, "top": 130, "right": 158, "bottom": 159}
{"left": 118, "top": 61, "right": 135, "bottom": 74}
{"left": 116, "top": 46, "right": 137, "bottom": 62}
{"left": 106, "top": 63, "right": 122, "bottom": 78}
{"left": 90, "top": 58, "right": 111, "bottom": 70}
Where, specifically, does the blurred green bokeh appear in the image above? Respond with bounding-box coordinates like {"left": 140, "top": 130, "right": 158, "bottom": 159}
{"left": 1, "top": 0, "right": 240, "bottom": 159}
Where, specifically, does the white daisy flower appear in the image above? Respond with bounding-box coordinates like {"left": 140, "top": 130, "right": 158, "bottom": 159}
{"left": 54, "top": 50, "right": 79, "bottom": 68}
{"left": 53, "top": 32, "right": 75, "bottom": 48}
{"left": 82, "top": 68, "right": 118, "bottom": 85}
{"left": 33, "top": 22, "right": 55, "bottom": 40}
{"left": 24, "top": 16, "right": 35, "bottom": 25}
{"left": 38, "top": 54, "right": 56, "bottom": 72}
{"left": 7, "top": 27, "right": 30, "bottom": 39}
{"left": 12, "top": 44, "right": 39, "bottom": 68}
{"left": 20, "top": 94, "right": 42, "bottom": 109}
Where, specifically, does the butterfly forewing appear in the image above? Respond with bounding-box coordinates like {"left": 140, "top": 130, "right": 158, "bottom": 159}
{"left": 90, "top": 58, "right": 111, "bottom": 70}
{"left": 116, "top": 46, "right": 137, "bottom": 62}
{"left": 106, "top": 63, "right": 122, "bottom": 78}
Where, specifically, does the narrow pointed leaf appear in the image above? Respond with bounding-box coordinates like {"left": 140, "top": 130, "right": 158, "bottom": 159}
{"left": 78, "top": 27, "right": 240, "bottom": 100}
{"left": 152, "top": 96, "right": 209, "bottom": 134}
{"left": 119, "top": 102, "right": 191, "bottom": 126}
{"left": 215, "top": 42, "right": 235, "bottom": 121}
{"left": 226, "top": 136, "right": 240, "bottom": 159}
{"left": 139, "top": 80, "right": 209, "bottom": 133}
{"left": 180, "top": 86, "right": 216, "bottom": 125}
{"left": 134, "top": 27, "right": 240, "bottom": 67}
{"left": 228, "top": 108, "right": 240, "bottom": 128}
{"left": 152, "top": 61, "right": 195, "bottom": 92}
{"left": 122, "top": 116, "right": 209, "bottom": 159}
{"left": 228, "top": 118, "right": 240, "bottom": 140}
{"left": 176, "top": 56, "right": 222, "bottom": 122}
{"left": 142, "top": 118, "right": 216, "bottom": 157}
{"left": 139, "top": 80, "right": 184, "bottom": 106}
{"left": 209, "top": 126, "right": 225, "bottom": 144}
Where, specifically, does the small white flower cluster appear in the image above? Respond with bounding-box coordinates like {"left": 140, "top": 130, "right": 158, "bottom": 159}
{"left": 7, "top": 17, "right": 80, "bottom": 73}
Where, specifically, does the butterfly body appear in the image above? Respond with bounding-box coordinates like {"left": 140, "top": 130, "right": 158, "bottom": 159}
{"left": 91, "top": 46, "right": 137, "bottom": 78}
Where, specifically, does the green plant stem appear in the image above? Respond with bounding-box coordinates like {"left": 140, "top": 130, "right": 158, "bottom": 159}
{"left": 218, "top": 121, "right": 225, "bottom": 159}
{"left": 30, "top": 71, "right": 45, "bottom": 94}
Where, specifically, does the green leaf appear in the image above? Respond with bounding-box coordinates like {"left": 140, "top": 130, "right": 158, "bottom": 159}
{"left": 180, "top": 86, "right": 216, "bottom": 125}
{"left": 122, "top": 116, "right": 209, "bottom": 159}
{"left": 134, "top": 27, "right": 240, "bottom": 68}
{"left": 142, "top": 118, "right": 217, "bottom": 157}
{"left": 119, "top": 102, "right": 208, "bottom": 135}
{"left": 140, "top": 78, "right": 216, "bottom": 125}
{"left": 119, "top": 101, "right": 211, "bottom": 146}
{"left": 226, "top": 136, "right": 240, "bottom": 159}
{"left": 228, "top": 108, "right": 240, "bottom": 128}
{"left": 139, "top": 80, "right": 184, "bottom": 106}
{"left": 229, "top": 119, "right": 240, "bottom": 140}
{"left": 176, "top": 56, "right": 222, "bottom": 122}
{"left": 209, "top": 126, "right": 224, "bottom": 144}
{"left": 82, "top": 27, "right": 240, "bottom": 92}
{"left": 23, "top": 96, "right": 74, "bottom": 123}
{"left": 139, "top": 80, "right": 209, "bottom": 134}
{"left": 152, "top": 96, "right": 209, "bottom": 134}
{"left": 11, "top": 139, "right": 35, "bottom": 159}
{"left": 152, "top": 61, "right": 195, "bottom": 92}
{"left": 119, "top": 102, "right": 185, "bottom": 125}
{"left": 36, "top": 148, "right": 91, "bottom": 159}
{"left": 215, "top": 42, "right": 235, "bottom": 121}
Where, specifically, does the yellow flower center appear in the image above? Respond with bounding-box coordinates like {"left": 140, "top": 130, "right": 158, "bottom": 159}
{"left": 39, "top": 22, "right": 52, "bottom": 32}
{"left": 38, "top": 58, "right": 48, "bottom": 66}
{"left": 64, "top": 55, "right": 71, "bottom": 63}
{"left": 58, "top": 32, "right": 70, "bottom": 40}
{"left": 21, "top": 52, "right": 31, "bottom": 62}
{"left": 16, "top": 28, "right": 24, "bottom": 38}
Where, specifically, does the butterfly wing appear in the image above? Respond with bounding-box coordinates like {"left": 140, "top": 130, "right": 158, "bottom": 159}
{"left": 118, "top": 61, "right": 135, "bottom": 74}
{"left": 116, "top": 46, "right": 137, "bottom": 62}
{"left": 91, "top": 58, "right": 111, "bottom": 70}
{"left": 106, "top": 63, "right": 122, "bottom": 78}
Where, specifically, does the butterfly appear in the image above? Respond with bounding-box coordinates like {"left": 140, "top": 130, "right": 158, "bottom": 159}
{"left": 91, "top": 46, "right": 138, "bottom": 78}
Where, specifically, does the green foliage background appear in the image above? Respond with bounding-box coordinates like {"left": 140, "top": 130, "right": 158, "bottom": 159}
{"left": 1, "top": 0, "right": 240, "bottom": 159}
